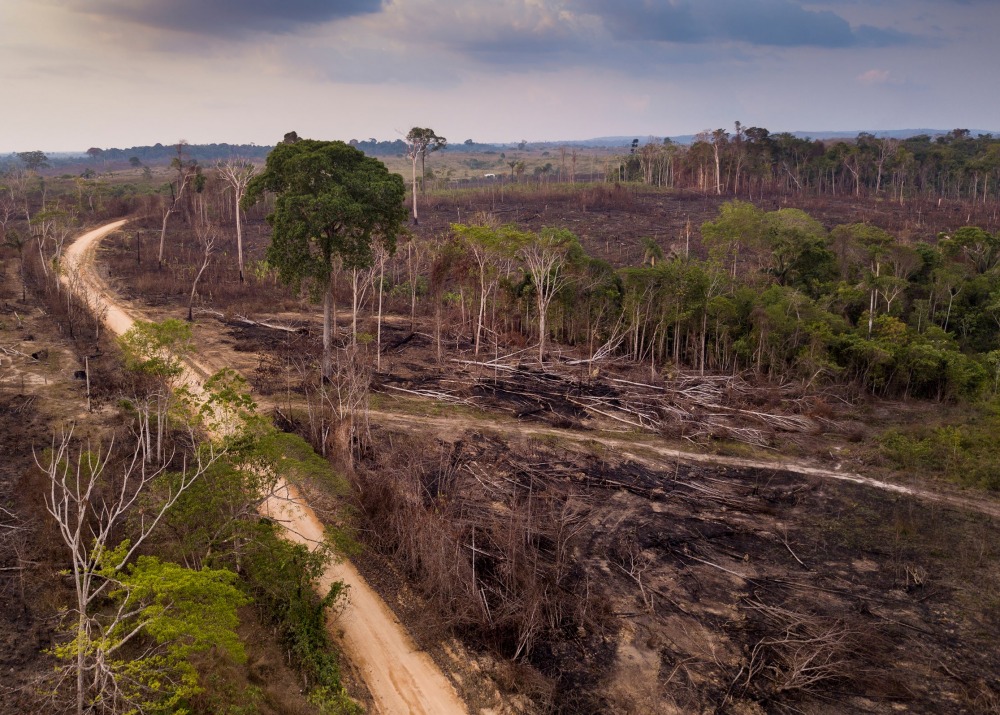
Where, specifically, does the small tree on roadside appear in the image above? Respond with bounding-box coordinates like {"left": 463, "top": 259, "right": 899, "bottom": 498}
{"left": 118, "top": 319, "right": 194, "bottom": 464}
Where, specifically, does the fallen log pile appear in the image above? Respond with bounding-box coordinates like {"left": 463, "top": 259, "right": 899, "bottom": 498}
{"left": 375, "top": 354, "right": 840, "bottom": 448}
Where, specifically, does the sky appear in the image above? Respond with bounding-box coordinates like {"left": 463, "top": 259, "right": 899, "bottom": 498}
{"left": 2, "top": 0, "right": 999, "bottom": 152}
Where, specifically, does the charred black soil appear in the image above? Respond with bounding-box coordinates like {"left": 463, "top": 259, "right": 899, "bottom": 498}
{"left": 347, "top": 426, "right": 1000, "bottom": 714}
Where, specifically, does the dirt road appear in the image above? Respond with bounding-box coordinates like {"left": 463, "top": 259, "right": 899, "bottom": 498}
{"left": 63, "top": 220, "right": 131, "bottom": 334}
{"left": 261, "top": 481, "right": 470, "bottom": 715}
{"left": 365, "top": 406, "right": 1000, "bottom": 520}
{"left": 65, "top": 221, "right": 469, "bottom": 715}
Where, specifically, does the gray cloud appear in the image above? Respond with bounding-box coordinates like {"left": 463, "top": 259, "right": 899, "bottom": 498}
{"left": 353, "top": 0, "right": 737, "bottom": 76}
{"left": 76, "top": 0, "right": 384, "bottom": 37}
{"left": 577, "top": 0, "right": 916, "bottom": 48}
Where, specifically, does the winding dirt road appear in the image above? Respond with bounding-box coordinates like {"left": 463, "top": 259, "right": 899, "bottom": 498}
{"left": 64, "top": 221, "right": 469, "bottom": 715}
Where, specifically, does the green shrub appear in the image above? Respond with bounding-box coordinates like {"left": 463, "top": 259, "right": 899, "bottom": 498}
{"left": 879, "top": 409, "right": 1000, "bottom": 490}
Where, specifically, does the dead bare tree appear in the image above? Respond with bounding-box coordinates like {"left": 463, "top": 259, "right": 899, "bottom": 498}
{"left": 0, "top": 504, "right": 29, "bottom": 600}
{"left": 5, "top": 166, "right": 33, "bottom": 224}
{"left": 4, "top": 227, "right": 28, "bottom": 301}
{"left": 372, "top": 242, "right": 389, "bottom": 371}
{"left": 157, "top": 172, "right": 193, "bottom": 268}
{"left": 295, "top": 343, "right": 372, "bottom": 463}
{"left": 39, "top": 424, "right": 216, "bottom": 715}
{"left": 405, "top": 127, "right": 446, "bottom": 225}
{"left": 519, "top": 230, "right": 578, "bottom": 363}
{"left": 350, "top": 265, "right": 373, "bottom": 347}
{"left": 187, "top": 221, "right": 216, "bottom": 321}
{"left": 216, "top": 158, "right": 256, "bottom": 283}
{"left": 404, "top": 237, "right": 429, "bottom": 330}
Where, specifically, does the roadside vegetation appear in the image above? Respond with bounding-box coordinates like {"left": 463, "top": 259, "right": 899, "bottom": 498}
{"left": 0, "top": 167, "right": 360, "bottom": 712}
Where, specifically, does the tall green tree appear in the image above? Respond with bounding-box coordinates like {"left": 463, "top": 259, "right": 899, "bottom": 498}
{"left": 243, "top": 138, "right": 407, "bottom": 376}
{"left": 17, "top": 150, "right": 49, "bottom": 171}
{"left": 764, "top": 208, "right": 836, "bottom": 295}
{"left": 701, "top": 200, "right": 769, "bottom": 279}
{"left": 849, "top": 224, "right": 896, "bottom": 336}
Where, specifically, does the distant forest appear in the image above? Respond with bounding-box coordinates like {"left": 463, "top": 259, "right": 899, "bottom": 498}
{"left": 5, "top": 127, "right": 1000, "bottom": 203}
{"left": 88, "top": 143, "right": 273, "bottom": 163}
{"left": 614, "top": 128, "right": 1000, "bottom": 202}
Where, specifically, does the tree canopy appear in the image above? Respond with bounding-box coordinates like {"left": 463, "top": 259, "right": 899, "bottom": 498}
{"left": 244, "top": 138, "right": 407, "bottom": 288}
{"left": 243, "top": 137, "right": 407, "bottom": 374}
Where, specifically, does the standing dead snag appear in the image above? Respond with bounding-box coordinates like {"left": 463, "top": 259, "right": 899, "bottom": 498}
{"left": 405, "top": 127, "right": 446, "bottom": 225}
{"left": 404, "top": 237, "right": 429, "bottom": 330}
{"left": 519, "top": 228, "right": 581, "bottom": 363}
{"left": 373, "top": 242, "right": 389, "bottom": 371}
{"left": 187, "top": 221, "right": 216, "bottom": 321}
{"left": 158, "top": 168, "right": 195, "bottom": 268}
{"left": 216, "top": 158, "right": 256, "bottom": 283}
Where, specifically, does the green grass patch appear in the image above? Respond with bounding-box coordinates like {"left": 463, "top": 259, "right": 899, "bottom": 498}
{"left": 879, "top": 402, "right": 1000, "bottom": 490}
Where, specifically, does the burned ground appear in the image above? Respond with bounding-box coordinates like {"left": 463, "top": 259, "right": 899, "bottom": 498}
{"left": 101, "top": 185, "right": 1000, "bottom": 317}
{"left": 204, "top": 257, "right": 1000, "bottom": 713}
{"left": 411, "top": 185, "right": 1000, "bottom": 266}
{"left": 0, "top": 391, "right": 63, "bottom": 711}
{"left": 347, "top": 426, "right": 1000, "bottom": 714}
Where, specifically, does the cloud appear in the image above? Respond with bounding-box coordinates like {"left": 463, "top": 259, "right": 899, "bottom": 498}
{"left": 576, "top": 0, "right": 916, "bottom": 48}
{"left": 71, "top": 0, "right": 384, "bottom": 37}
{"left": 857, "top": 68, "right": 890, "bottom": 84}
{"left": 347, "top": 0, "right": 743, "bottom": 76}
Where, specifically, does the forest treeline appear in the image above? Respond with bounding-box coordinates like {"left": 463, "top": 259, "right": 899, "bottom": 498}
{"left": 406, "top": 202, "right": 1000, "bottom": 403}
{"left": 7, "top": 127, "right": 1000, "bottom": 206}
{"left": 612, "top": 127, "right": 1000, "bottom": 202}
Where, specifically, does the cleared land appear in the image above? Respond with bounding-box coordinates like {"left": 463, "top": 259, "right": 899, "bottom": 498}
{"left": 80, "top": 183, "right": 1000, "bottom": 714}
